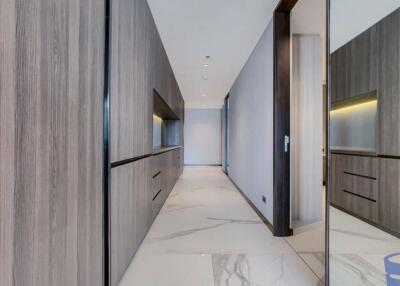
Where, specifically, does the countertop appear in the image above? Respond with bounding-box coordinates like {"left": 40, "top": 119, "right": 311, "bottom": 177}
{"left": 152, "top": 145, "right": 182, "bottom": 155}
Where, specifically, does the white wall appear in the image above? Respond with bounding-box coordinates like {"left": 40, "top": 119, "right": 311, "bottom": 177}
{"left": 228, "top": 20, "right": 274, "bottom": 223}
{"left": 184, "top": 108, "right": 222, "bottom": 165}
{"left": 331, "top": 0, "right": 400, "bottom": 52}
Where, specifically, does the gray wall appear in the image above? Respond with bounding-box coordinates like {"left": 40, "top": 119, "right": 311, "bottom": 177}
{"left": 228, "top": 20, "right": 274, "bottom": 223}
{"left": 184, "top": 108, "right": 222, "bottom": 165}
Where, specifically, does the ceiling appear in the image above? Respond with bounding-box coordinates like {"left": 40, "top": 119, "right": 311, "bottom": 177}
{"left": 147, "top": 0, "right": 279, "bottom": 109}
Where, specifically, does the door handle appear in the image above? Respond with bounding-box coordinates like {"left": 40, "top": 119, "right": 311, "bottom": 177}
{"left": 284, "top": 135, "right": 290, "bottom": 153}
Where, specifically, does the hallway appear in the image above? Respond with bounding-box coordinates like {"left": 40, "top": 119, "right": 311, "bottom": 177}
{"left": 119, "top": 167, "right": 321, "bottom": 285}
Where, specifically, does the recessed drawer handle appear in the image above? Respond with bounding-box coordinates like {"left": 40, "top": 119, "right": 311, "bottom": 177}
{"left": 152, "top": 189, "right": 162, "bottom": 201}
{"left": 152, "top": 171, "right": 161, "bottom": 179}
{"left": 342, "top": 189, "right": 376, "bottom": 202}
{"left": 343, "top": 171, "right": 376, "bottom": 180}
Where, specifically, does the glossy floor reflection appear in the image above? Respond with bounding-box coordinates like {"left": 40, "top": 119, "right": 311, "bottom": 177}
{"left": 329, "top": 207, "right": 400, "bottom": 286}
{"left": 119, "top": 167, "right": 322, "bottom": 286}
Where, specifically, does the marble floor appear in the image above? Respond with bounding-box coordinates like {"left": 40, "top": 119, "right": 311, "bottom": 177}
{"left": 329, "top": 207, "right": 400, "bottom": 286}
{"left": 119, "top": 166, "right": 324, "bottom": 286}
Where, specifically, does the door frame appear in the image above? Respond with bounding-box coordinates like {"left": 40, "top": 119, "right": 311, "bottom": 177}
{"left": 272, "top": 0, "right": 298, "bottom": 237}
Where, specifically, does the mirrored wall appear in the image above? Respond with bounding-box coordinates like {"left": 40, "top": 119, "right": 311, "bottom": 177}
{"left": 329, "top": 1, "right": 400, "bottom": 285}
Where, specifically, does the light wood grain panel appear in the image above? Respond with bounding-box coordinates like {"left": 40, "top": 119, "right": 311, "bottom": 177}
{"left": 111, "top": 157, "right": 152, "bottom": 286}
{"left": 0, "top": 0, "right": 16, "bottom": 284}
{"left": 0, "top": 0, "right": 105, "bottom": 285}
{"left": 377, "top": 8, "right": 400, "bottom": 156}
{"left": 110, "top": 0, "right": 153, "bottom": 162}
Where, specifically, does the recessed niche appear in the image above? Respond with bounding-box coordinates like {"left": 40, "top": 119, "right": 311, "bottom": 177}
{"left": 153, "top": 90, "right": 180, "bottom": 149}
{"left": 330, "top": 91, "right": 377, "bottom": 153}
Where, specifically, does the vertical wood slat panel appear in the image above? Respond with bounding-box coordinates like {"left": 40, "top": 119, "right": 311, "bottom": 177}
{"left": 0, "top": 0, "right": 16, "bottom": 285}
{"left": 0, "top": 0, "right": 105, "bottom": 285}
{"left": 378, "top": 9, "right": 400, "bottom": 156}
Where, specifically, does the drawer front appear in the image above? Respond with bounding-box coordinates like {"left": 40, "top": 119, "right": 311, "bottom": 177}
{"left": 151, "top": 188, "right": 166, "bottom": 220}
{"left": 152, "top": 170, "right": 162, "bottom": 198}
{"left": 340, "top": 189, "right": 379, "bottom": 223}
{"left": 341, "top": 155, "right": 377, "bottom": 178}
{"left": 330, "top": 154, "right": 379, "bottom": 222}
{"left": 152, "top": 155, "right": 162, "bottom": 176}
{"left": 342, "top": 172, "right": 377, "bottom": 201}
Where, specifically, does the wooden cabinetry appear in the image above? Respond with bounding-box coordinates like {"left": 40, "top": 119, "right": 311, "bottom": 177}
{"left": 110, "top": 158, "right": 152, "bottom": 286}
{"left": 331, "top": 26, "right": 378, "bottom": 104}
{"left": 377, "top": 9, "right": 400, "bottom": 156}
{"left": 110, "top": 0, "right": 184, "bottom": 163}
{"left": 330, "top": 154, "right": 379, "bottom": 223}
{"left": 378, "top": 158, "right": 400, "bottom": 235}
{"left": 331, "top": 153, "right": 400, "bottom": 236}
{"left": 151, "top": 148, "right": 183, "bottom": 219}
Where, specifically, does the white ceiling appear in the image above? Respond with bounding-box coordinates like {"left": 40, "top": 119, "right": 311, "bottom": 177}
{"left": 147, "top": 0, "right": 279, "bottom": 109}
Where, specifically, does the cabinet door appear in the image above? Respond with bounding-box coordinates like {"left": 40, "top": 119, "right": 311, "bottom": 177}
{"left": 111, "top": 158, "right": 152, "bottom": 286}
{"left": 350, "top": 26, "right": 378, "bottom": 96}
{"left": 378, "top": 9, "right": 400, "bottom": 156}
{"left": 331, "top": 44, "right": 351, "bottom": 103}
{"left": 379, "top": 158, "right": 400, "bottom": 235}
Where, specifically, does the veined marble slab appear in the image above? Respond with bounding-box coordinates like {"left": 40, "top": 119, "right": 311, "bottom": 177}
{"left": 119, "top": 167, "right": 321, "bottom": 285}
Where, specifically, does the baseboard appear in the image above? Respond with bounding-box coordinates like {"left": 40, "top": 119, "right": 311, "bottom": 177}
{"left": 225, "top": 175, "right": 274, "bottom": 233}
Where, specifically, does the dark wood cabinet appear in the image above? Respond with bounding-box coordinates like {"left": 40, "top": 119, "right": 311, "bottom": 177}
{"left": 331, "top": 25, "right": 378, "bottom": 104}
{"left": 377, "top": 9, "right": 400, "bottom": 157}
{"left": 330, "top": 154, "right": 379, "bottom": 223}
{"left": 378, "top": 158, "right": 400, "bottom": 235}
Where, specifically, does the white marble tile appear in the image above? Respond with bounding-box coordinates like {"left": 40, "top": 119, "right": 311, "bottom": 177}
{"left": 119, "top": 167, "right": 320, "bottom": 285}
{"left": 329, "top": 207, "right": 400, "bottom": 285}
{"left": 212, "top": 253, "right": 321, "bottom": 286}
{"left": 119, "top": 253, "right": 214, "bottom": 286}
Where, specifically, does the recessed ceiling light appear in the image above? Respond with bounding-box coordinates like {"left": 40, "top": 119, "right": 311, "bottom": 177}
{"left": 202, "top": 94, "right": 206, "bottom": 97}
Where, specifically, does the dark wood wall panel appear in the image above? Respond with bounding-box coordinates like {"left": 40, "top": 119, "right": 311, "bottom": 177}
{"left": 378, "top": 9, "right": 400, "bottom": 157}
{"left": 0, "top": 0, "right": 105, "bottom": 285}
{"left": 379, "top": 158, "right": 400, "bottom": 234}
{"left": 110, "top": 158, "right": 152, "bottom": 286}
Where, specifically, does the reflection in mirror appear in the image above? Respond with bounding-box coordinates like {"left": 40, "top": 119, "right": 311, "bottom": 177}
{"left": 329, "top": 1, "right": 400, "bottom": 285}
{"left": 286, "top": 0, "right": 327, "bottom": 284}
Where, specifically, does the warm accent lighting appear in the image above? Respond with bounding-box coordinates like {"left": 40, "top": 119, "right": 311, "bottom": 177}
{"left": 153, "top": 114, "right": 163, "bottom": 122}
{"left": 330, "top": 99, "right": 377, "bottom": 115}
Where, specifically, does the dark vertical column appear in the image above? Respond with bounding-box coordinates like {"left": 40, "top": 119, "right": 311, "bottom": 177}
{"left": 273, "top": 0, "right": 297, "bottom": 237}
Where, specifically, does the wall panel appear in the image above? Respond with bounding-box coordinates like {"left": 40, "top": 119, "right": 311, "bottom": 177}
{"left": 0, "top": 0, "right": 105, "bottom": 285}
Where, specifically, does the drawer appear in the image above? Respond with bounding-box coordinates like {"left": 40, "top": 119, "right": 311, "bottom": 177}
{"left": 341, "top": 155, "right": 378, "bottom": 178}
{"left": 330, "top": 153, "right": 379, "bottom": 223}
{"left": 152, "top": 170, "right": 162, "bottom": 198}
{"left": 339, "top": 189, "right": 379, "bottom": 223}
{"left": 342, "top": 171, "right": 377, "bottom": 201}
{"left": 151, "top": 188, "right": 165, "bottom": 220}
{"left": 152, "top": 155, "right": 162, "bottom": 176}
